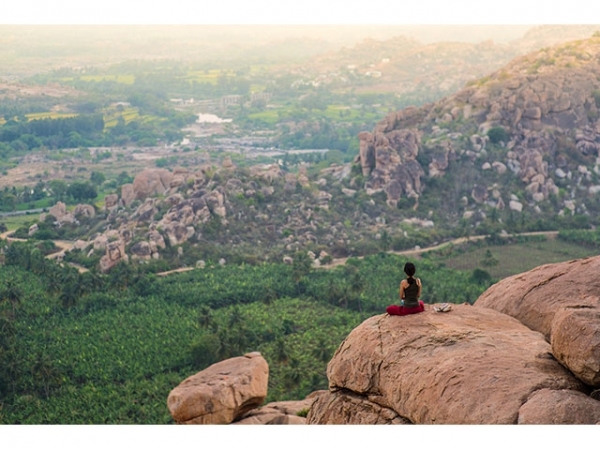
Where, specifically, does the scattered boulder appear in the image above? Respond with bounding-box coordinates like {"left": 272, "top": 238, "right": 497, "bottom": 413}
{"left": 509, "top": 200, "right": 523, "bottom": 212}
{"left": 147, "top": 230, "right": 166, "bottom": 251}
{"left": 167, "top": 352, "right": 269, "bottom": 425}
{"left": 48, "top": 201, "right": 67, "bottom": 220}
{"left": 129, "top": 241, "right": 152, "bottom": 260}
{"left": 73, "top": 204, "right": 95, "bottom": 219}
{"left": 475, "top": 255, "right": 600, "bottom": 387}
{"left": 120, "top": 183, "right": 135, "bottom": 207}
{"left": 93, "top": 234, "right": 109, "bottom": 252}
{"left": 162, "top": 222, "right": 194, "bottom": 246}
{"left": 99, "top": 239, "right": 127, "bottom": 273}
{"left": 104, "top": 194, "right": 119, "bottom": 210}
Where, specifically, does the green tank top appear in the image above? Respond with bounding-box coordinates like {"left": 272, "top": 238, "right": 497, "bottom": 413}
{"left": 403, "top": 279, "right": 420, "bottom": 308}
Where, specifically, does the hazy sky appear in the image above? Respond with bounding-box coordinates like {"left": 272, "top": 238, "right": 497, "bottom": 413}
{"left": 2, "top": 0, "right": 593, "bottom": 25}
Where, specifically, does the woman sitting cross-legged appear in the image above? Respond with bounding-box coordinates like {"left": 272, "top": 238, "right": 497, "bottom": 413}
{"left": 386, "top": 262, "right": 425, "bottom": 316}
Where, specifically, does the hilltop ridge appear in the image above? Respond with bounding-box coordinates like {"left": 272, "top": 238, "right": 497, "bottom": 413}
{"left": 8, "top": 34, "right": 600, "bottom": 273}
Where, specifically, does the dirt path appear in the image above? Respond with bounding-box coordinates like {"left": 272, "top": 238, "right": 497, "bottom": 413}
{"left": 156, "top": 267, "right": 194, "bottom": 277}
{"left": 2, "top": 229, "right": 560, "bottom": 276}
{"left": 1, "top": 231, "right": 87, "bottom": 273}
{"left": 325, "top": 231, "right": 559, "bottom": 268}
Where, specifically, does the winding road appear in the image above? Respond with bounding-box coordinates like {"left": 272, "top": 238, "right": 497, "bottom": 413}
{"left": 325, "top": 230, "right": 559, "bottom": 268}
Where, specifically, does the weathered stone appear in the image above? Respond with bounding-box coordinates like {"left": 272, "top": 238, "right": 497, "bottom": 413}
{"left": 135, "top": 199, "right": 157, "bottom": 224}
{"left": 48, "top": 202, "right": 67, "bottom": 220}
{"left": 120, "top": 183, "right": 135, "bottom": 207}
{"left": 133, "top": 169, "right": 173, "bottom": 200}
{"left": 93, "top": 234, "right": 108, "bottom": 252}
{"left": 129, "top": 241, "right": 152, "bottom": 260}
{"left": 492, "top": 161, "right": 507, "bottom": 174}
{"left": 475, "top": 255, "right": 600, "bottom": 387}
{"left": 518, "top": 389, "right": 600, "bottom": 424}
{"left": 73, "top": 204, "right": 95, "bottom": 219}
{"left": 104, "top": 194, "right": 119, "bottom": 210}
{"left": 163, "top": 221, "right": 194, "bottom": 246}
{"left": 358, "top": 126, "right": 424, "bottom": 204}
{"left": 167, "top": 352, "right": 269, "bottom": 424}
{"left": 307, "top": 390, "right": 409, "bottom": 425}
{"left": 99, "top": 239, "right": 127, "bottom": 273}
{"left": 147, "top": 230, "right": 166, "bottom": 250}
{"left": 308, "top": 306, "right": 584, "bottom": 424}
{"left": 509, "top": 200, "right": 523, "bottom": 212}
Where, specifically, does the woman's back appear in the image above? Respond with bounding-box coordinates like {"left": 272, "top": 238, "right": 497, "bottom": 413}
{"left": 403, "top": 279, "right": 420, "bottom": 307}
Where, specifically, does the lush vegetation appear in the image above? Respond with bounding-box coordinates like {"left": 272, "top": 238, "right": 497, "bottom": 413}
{"left": 1, "top": 237, "right": 497, "bottom": 424}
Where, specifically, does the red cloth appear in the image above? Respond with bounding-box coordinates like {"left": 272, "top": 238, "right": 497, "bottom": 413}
{"left": 386, "top": 300, "right": 425, "bottom": 316}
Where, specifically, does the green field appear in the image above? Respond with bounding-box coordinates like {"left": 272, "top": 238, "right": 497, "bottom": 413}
{"left": 0, "top": 213, "right": 40, "bottom": 232}
{"left": 439, "top": 237, "right": 599, "bottom": 280}
{"left": 26, "top": 112, "right": 79, "bottom": 121}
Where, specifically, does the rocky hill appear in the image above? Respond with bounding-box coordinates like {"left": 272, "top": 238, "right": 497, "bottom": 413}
{"left": 357, "top": 33, "right": 600, "bottom": 221}
{"left": 24, "top": 35, "right": 600, "bottom": 273}
{"left": 306, "top": 255, "right": 600, "bottom": 424}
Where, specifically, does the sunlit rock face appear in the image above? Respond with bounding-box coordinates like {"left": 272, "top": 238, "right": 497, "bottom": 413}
{"left": 358, "top": 111, "right": 425, "bottom": 208}
{"left": 167, "top": 352, "right": 269, "bottom": 425}
{"left": 308, "top": 304, "right": 590, "bottom": 424}
{"left": 475, "top": 255, "right": 600, "bottom": 388}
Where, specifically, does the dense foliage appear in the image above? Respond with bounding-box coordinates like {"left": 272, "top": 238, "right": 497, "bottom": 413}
{"left": 0, "top": 239, "right": 491, "bottom": 424}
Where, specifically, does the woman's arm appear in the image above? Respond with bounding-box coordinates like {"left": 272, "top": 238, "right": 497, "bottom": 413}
{"left": 399, "top": 280, "right": 406, "bottom": 299}
{"left": 417, "top": 278, "right": 422, "bottom": 298}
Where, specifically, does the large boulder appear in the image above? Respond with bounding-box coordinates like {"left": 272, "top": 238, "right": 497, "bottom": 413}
{"left": 133, "top": 168, "right": 173, "bottom": 200}
{"left": 167, "top": 352, "right": 269, "bottom": 424}
{"left": 48, "top": 201, "right": 67, "bottom": 220}
{"left": 475, "top": 256, "right": 600, "bottom": 387}
{"left": 120, "top": 183, "right": 135, "bottom": 207}
{"left": 104, "top": 193, "right": 119, "bottom": 210}
{"left": 99, "top": 239, "right": 127, "bottom": 273}
{"left": 73, "top": 203, "right": 95, "bottom": 219}
{"left": 307, "top": 305, "right": 588, "bottom": 424}
{"left": 358, "top": 126, "right": 425, "bottom": 206}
